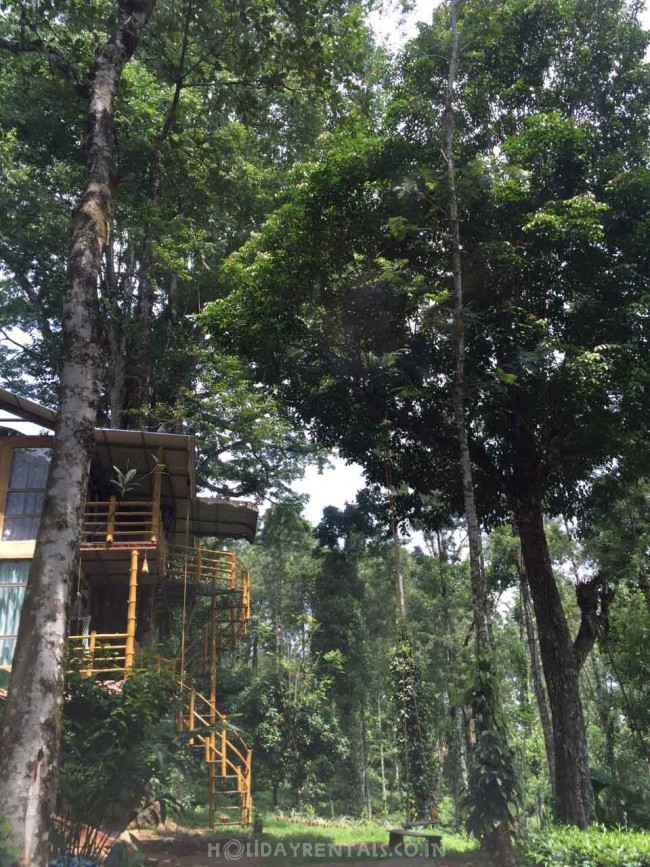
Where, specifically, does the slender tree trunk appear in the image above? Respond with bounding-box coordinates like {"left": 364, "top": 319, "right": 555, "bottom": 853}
{"left": 455, "top": 707, "right": 469, "bottom": 793}
{"left": 360, "top": 710, "right": 372, "bottom": 818}
{"left": 0, "top": 3, "right": 156, "bottom": 863}
{"left": 519, "top": 563, "right": 556, "bottom": 797}
{"left": 591, "top": 652, "right": 616, "bottom": 778}
{"left": 434, "top": 529, "right": 469, "bottom": 812}
{"left": 442, "top": 2, "right": 490, "bottom": 661}
{"left": 515, "top": 498, "right": 596, "bottom": 827}
{"left": 442, "top": 4, "right": 515, "bottom": 862}
{"left": 377, "top": 694, "right": 388, "bottom": 811}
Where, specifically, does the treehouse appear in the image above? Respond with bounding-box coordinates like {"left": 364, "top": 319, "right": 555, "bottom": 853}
{"left": 0, "top": 387, "right": 256, "bottom": 825}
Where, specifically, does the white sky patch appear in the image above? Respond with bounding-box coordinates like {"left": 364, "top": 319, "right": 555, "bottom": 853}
{"left": 368, "top": 0, "right": 438, "bottom": 51}
{"left": 292, "top": 456, "right": 367, "bottom": 526}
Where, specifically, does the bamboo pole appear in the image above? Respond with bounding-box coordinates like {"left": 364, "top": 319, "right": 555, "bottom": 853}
{"left": 208, "top": 581, "right": 218, "bottom": 827}
{"left": 82, "top": 631, "right": 97, "bottom": 677}
{"left": 221, "top": 729, "right": 227, "bottom": 777}
{"left": 188, "top": 688, "right": 195, "bottom": 745}
{"left": 124, "top": 549, "right": 139, "bottom": 671}
{"left": 106, "top": 495, "right": 117, "bottom": 544}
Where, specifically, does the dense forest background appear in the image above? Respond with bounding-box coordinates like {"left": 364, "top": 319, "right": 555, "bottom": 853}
{"left": 0, "top": 0, "right": 649, "bottom": 863}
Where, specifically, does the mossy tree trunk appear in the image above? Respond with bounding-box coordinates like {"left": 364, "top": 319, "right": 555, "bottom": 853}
{"left": 0, "top": 2, "right": 156, "bottom": 862}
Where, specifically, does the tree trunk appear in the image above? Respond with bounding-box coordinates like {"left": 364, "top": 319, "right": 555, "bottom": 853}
{"left": 442, "top": 5, "right": 516, "bottom": 862}
{"left": 434, "top": 529, "right": 469, "bottom": 813}
{"left": 0, "top": 3, "right": 156, "bottom": 863}
{"left": 442, "top": 0, "right": 490, "bottom": 661}
{"left": 515, "top": 499, "right": 596, "bottom": 828}
{"left": 518, "top": 563, "right": 556, "bottom": 797}
{"left": 377, "top": 694, "right": 388, "bottom": 810}
{"left": 360, "top": 710, "right": 372, "bottom": 818}
{"left": 591, "top": 652, "right": 617, "bottom": 778}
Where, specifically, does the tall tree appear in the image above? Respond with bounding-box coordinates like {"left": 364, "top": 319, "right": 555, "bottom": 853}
{"left": 208, "top": 0, "right": 650, "bottom": 826}
{"left": 0, "top": 0, "right": 156, "bottom": 861}
{"left": 442, "top": 3, "right": 516, "bottom": 860}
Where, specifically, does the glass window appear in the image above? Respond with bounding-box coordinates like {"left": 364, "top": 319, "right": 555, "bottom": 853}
{"left": 2, "top": 448, "right": 52, "bottom": 541}
{"left": 0, "top": 560, "right": 30, "bottom": 666}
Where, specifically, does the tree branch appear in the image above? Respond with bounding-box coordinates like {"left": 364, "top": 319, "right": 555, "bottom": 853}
{"left": 573, "top": 573, "right": 614, "bottom": 671}
{"left": 0, "top": 36, "right": 89, "bottom": 98}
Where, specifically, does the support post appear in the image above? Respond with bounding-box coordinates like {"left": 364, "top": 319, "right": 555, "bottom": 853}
{"left": 150, "top": 446, "right": 163, "bottom": 543}
{"left": 106, "top": 494, "right": 117, "bottom": 544}
{"left": 221, "top": 729, "right": 227, "bottom": 777}
{"left": 195, "top": 546, "right": 202, "bottom": 584}
{"left": 188, "top": 688, "right": 195, "bottom": 745}
{"left": 83, "top": 630, "right": 97, "bottom": 677}
{"left": 210, "top": 595, "right": 217, "bottom": 708}
{"left": 125, "top": 548, "right": 139, "bottom": 671}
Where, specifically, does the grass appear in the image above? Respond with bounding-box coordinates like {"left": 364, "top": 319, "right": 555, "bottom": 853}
{"left": 193, "top": 814, "right": 484, "bottom": 864}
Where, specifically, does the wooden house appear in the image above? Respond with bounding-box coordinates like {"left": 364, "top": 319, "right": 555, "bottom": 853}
{"left": 0, "top": 387, "right": 256, "bottom": 825}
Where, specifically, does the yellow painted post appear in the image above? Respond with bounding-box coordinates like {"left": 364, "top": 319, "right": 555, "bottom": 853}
{"left": 195, "top": 546, "right": 202, "bottom": 584}
{"left": 221, "top": 729, "right": 227, "bottom": 777}
{"left": 204, "top": 731, "right": 211, "bottom": 763}
{"left": 242, "top": 571, "right": 250, "bottom": 626}
{"left": 210, "top": 596, "right": 217, "bottom": 708}
{"left": 188, "top": 688, "right": 195, "bottom": 745}
{"left": 106, "top": 495, "right": 117, "bottom": 544}
{"left": 124, "top": 549, "right": 139, "bottom": 671}
{"left": 84, "top": 631, "right": 97, "bottom": 677}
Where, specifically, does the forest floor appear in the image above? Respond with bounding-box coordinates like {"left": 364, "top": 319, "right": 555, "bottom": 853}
{"left": 128, "top": 824, "right": 488, "bottom": 867}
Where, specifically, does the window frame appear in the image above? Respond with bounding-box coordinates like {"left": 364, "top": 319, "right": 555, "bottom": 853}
{"left": 0, "top": 437, "right": 53, "bottom": 547}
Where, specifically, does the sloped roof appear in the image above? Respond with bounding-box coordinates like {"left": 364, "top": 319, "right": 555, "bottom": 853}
{"left": 0, "top": 388, "right": 258, "bottom": 542}
{"left": 0, "top": 387, "right": 57, "bottom": 429}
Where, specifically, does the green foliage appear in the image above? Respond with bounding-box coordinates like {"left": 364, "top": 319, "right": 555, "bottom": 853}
{"left": 463, "top": 663, "right": 519, "bottom": 848}
{"left": 389, "top": 638, "right": 438, "bottom": 821}
{"left": 0, "top": 818, "right": 17, "bottom": 867}
{"left": 521, "top": 826, "right": 650, "bottom": 867}
{"left": 233, "top": 661, "right": 348, "bottom": 808}
{"left": 54, "top": 665, "right": 181, "bottom": 858}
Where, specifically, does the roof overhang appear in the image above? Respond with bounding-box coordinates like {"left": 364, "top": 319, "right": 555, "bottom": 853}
{"left": 173, "top": 497, "right": 258, "bottom": 544}
{"left": 0, "top": 388, "right": 56, "bottom": 430}
{"left": 0, "top": 388, "right": 258, "bottom": 543}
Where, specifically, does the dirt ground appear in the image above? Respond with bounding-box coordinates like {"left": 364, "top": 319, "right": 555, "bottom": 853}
{"left": 127, "top": 827, "right": 486, "bottom": 867}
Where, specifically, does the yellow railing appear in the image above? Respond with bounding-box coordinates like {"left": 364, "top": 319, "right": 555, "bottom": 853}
{"left": 81, "top": 498, "right": 162, "bottom": 549}
{"left": 68, "top": 632, "right": 129, "bottom": 676}
{"left": 177, "top": 682, "right": 253, "bottom": 825}
{"left": 165, "top": 544, "right": 250, "bottom": 648}
{"left": 165, "top": 544, "right": 238, "bottom": 585}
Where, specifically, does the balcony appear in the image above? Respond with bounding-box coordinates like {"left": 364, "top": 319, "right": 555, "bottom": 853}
{"left": 81, "top": 498, "right": 162, "bottom": 550}
{"left": 72, "top": 504, "right": 250, "bottom": 675}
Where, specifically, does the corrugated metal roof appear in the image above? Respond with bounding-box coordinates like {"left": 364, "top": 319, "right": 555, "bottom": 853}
{"left": 0, "top": 389, "right": 258, "bottom": 542}
{"left": 0, "top": 388, "right": 57, "bottom": 429}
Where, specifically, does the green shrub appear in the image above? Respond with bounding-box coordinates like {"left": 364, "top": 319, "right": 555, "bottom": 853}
{"left": 53, "top": 664, "right": 182, "bottom": 860}
{"left": 0, "top": 818, "right": 17, "bottom": 867}
{"left": 521, "top": 826, "right": 650, "bottom": 867}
